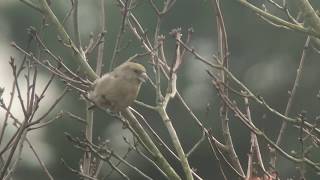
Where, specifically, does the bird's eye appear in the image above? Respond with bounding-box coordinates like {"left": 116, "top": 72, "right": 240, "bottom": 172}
{"left": 133, "top": 69, "right": 140, "bottom": 74}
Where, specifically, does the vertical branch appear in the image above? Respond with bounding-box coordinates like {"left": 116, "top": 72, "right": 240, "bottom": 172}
{"left": 83, "top": 102, "right": 94, "bottom": 179}
{"left": 0, "top": 83, "right": 16, "bottom": 144}
{"left": 157, "top": 29, "right": 193, "bottom": 180}
{"left": 0, "top": 60, "right": 30, "bottom": 179}
{"left": 148, "top": 1, "right": 193, "bottom": 178}
{"left": 273, "top": 36, "right": 310, "bottom": 167}
{"left": 26, "top": 60, "right": 31, "bottom": 114}
{"left": 3, "top": 130, "right": 27, "bottom": 180}
{"left": 244, "top": 97, "right": 269, "bottom": 180}
{"left": 95, "top": 0, "right": 106, "bottom": 76}
{"left": 211, "top": 0, "right": 244, "bottom": 176}
{"left": 109, "top": 0, "right": 131, "bottom": 71}
{"left": 157, "top": 107, "right": 193, "bottom": 180}
{"left": 90, "top": 1, "right": 106, "bottom": 178}
{"left": 298, "top": 112, "right": 306, "bottom": 179}
{"left": 120, "top": 1, "right": 193, "bottom": 178}
{"left": 245, "top": 97, "right": 254, "bottom": 180}
{"left": 70, "top": 0, "right": 94, "bottom": 177}
{"left": 154, "top": 15, "right": 162, "bottom": 103}
{"left": 0, "top": 50, "right": 55, "bottom": 179}
{"left": 82, "top": 0, "right": 107, "bottom": 174}
{"left": 0, "top": 53, "right": 29, "bottom": 143}
{"left": 28, "top": 66, "right": 38, "bottom": 117}
{"left": 73, "top": 0, "right": 82, "bottom": 49}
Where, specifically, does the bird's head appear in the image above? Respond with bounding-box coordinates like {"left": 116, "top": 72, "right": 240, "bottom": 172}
{"left": 114, "top": 62, "right": 148, "bottom": 83}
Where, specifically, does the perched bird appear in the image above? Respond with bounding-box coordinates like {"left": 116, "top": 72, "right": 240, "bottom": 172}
{"left": 88, "top": 62, "right": 148, "bottom": 112}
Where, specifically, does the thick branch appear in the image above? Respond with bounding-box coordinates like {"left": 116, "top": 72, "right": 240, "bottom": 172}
{"left": 37, "top": 0, "right": 98, "bottom": 80}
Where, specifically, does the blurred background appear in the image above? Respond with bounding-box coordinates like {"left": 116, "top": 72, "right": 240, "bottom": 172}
{"left": 0, "top": 0, "right": 320, "bottom": 179}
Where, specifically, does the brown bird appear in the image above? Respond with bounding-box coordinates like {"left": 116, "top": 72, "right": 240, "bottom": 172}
{"left": 88, "top": 62, "right": 147, "bottom": 112}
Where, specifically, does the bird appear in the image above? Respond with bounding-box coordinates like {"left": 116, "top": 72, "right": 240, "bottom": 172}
{"left": 88, "top": 62, "right": 148, "bottom": 112}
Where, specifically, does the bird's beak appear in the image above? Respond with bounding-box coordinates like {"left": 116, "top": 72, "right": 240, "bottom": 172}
{"left": 138, "top": 72, "right": 148, "bottom": 83}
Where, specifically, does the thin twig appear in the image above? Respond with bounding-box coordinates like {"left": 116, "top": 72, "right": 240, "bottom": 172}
{"left": 37, "top": 0, "right": 98, "bottom": 80}
{"left": 62, "top": 0, "right": 75, "bottom": 25}
{"left": 3, "top": 130, "right": 27, "bottom": 180}
{"left": 29, "top": 87, "right": 69, "bottom": 125}
{"left": 109, "top": 0, "right": 131, "bottom": 71}
{"left": 181, "top": 39, "right": 320, "bottom": 136}
{"left": 276, "top": 36, "right": 310, "bottom": 145}
{"left": 210, "top": 75, "right": 320, "bottom": 171}
{"left": 61, "top": 159, "right": 98, "bottom": 180}
{"left": 212, "top": 0, "right": 245, "bottom": 176}
{"left": 26, "top": 139, "right": 54, "bottom": 180}
{"left": 236, "top": 0, "right": 320, "bottom": 38}
{"left": 244, "top": 97, "right": 271, "bottom": 179}
{"left": 95, "top": 0, "right": 106, "bottom": 76}
{"left": 272, "top": 36, "right": 311, "bottom": 168}
{"left": 186, "top": 131, "right": 205, "bottom": 157}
